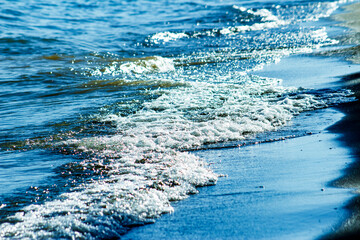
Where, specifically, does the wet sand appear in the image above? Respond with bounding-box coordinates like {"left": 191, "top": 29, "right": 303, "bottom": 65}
{"left": 334, "top": 2, "right": 360, "bottom": 33}
{"left": 122, "top": 107, "right": 354, "bottom": 240}
{"left": 322, "top": 84, "right": 360, "bottom": 240}
{"left": 122, "top": 3, "right": 360, "bottom": 239}
{"left": 323, "top": 3, "right": 360, "bottom": 238}
{"left": 122, "top": 54, "right": 360, "bottom": 239}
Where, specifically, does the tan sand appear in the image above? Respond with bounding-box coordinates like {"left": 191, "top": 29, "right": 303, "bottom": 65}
{"left": 329, "top": 3, "right": 360, "bottom": 64}
{"left": 335, "top": 3, "right": 360, "bottom": 33}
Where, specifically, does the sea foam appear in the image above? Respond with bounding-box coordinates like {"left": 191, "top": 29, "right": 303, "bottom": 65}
{"left": 0, "top": 1, "right": 355, "bottom": 239}
{"left": 150, "top": 32, "right": 189, "bottom": 44}
{"left": 0, "top": 72, "right": 354, "bottom": 239}
{"left": 220, "top": 7, "right": 288, "bottom": 35}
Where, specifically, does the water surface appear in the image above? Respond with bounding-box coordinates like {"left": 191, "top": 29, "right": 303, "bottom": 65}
{"left": 0, "top": 0, "right": 359, "bottom": 238}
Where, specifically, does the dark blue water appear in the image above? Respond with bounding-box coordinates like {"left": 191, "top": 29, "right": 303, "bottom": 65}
{"left": 0, "top": 0, "right": 359, "bottom": 239}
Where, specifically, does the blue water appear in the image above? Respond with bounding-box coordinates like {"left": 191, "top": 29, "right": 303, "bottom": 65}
{"left": 0, "top": 0, "right": 359, "bottom": 239}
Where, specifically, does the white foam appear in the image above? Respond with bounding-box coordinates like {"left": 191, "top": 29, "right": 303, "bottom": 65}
{"left": 150, "top": 32, "right": 189, "bottom": 44}
{"left": 177, "top": 27, "right": 337, "bottom": 75}
{"left": 2, "top": 71, "right": 354, "bottom": 238}
{"left": 119, "top": 56, "right": 175, "bottom": 74}
{"left": 146, "top": 1, "right": 355, "bottom": 44}
{"left": 201, "top": 6, "right": 288, "bottom": 36}
{"left": 232, "top": 5, "right": 247, "bottom": 12}
{"left": 1, "top": 1, "right": 356, "bottom": 238}
{"left": 221, "top": 7, "right": 288, "bottom": 35}
{"left": 82, "top": 56, "right": 176, "bottom": 77}
{"left": 217, "top": 1, "right": 353, "bottom": 37}
{"left": 0, "top": 150, "right": 216, "bottom": 239}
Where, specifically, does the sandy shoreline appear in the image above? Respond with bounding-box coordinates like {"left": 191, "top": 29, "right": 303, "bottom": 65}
{"left": 323, "top": 2, "right": 360, "bottom": 239}
{"left": 122, "top": 55, "right": 360, "bottom": 239}
{"left": 124, "top": 51, "right": 360, "bottom": 240}
{"left": 122, "top": 107, "right": 355, "bottom": 240}
{"left": 322, "top": 89, "right": 360, "bottom": 240}
{"left": 120, "top": 3, "right": 360, "bottom": 239}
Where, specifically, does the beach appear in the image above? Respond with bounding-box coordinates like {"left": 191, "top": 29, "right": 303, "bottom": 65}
{"left": 123, "top": 110, "right": 354, "bottom": 240}
{"left": 122, "top": 56, "right": 360, "bottom": 239}
{"left": 124, "top": 3, "right": 360, "bottom": 238}
{"left": 1, "top": 0, "right": 360, "bottom": 239}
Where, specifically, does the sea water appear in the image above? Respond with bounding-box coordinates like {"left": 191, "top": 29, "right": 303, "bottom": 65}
{"left": 0, "top": 0, "right": 358, "bottom": 238}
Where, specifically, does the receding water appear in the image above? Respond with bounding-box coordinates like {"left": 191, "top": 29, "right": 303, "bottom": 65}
{"left": 0, "top": 0, "right": 359, "bottom": 239}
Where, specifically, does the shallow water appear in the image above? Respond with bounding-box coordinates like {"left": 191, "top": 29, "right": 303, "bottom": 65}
{"left": 123, "top": 109, "right": 354, "bottom": 240}
{"left": 0, "top": 0, "right": 359, "bottom": 239}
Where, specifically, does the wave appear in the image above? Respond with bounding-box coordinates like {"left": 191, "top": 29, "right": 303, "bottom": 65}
{"left": 0, "top": 72, "right": 355, "bottom": 238}
{"left": 75, "top": 26, "right": 338, "bottom": 82}
{"left": 81, "top": 56, "right": 175, "bottom": 77}
{"left": 0, "top": 0, "right": 357, "bottom": 238}
{"left": 119, "top": 56, "right": 175, "bottom": 74}
{"left": 150, "top": 32, "right": 189, "bottom": 44}
{"left": 150, "top": 5, "right": 287, "bottom": 43}
{"left": 148, "top": 0, "right": 351, "bottom": 45}
{"left": 219, "top": 6, "right": 287, "bottom": 35}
